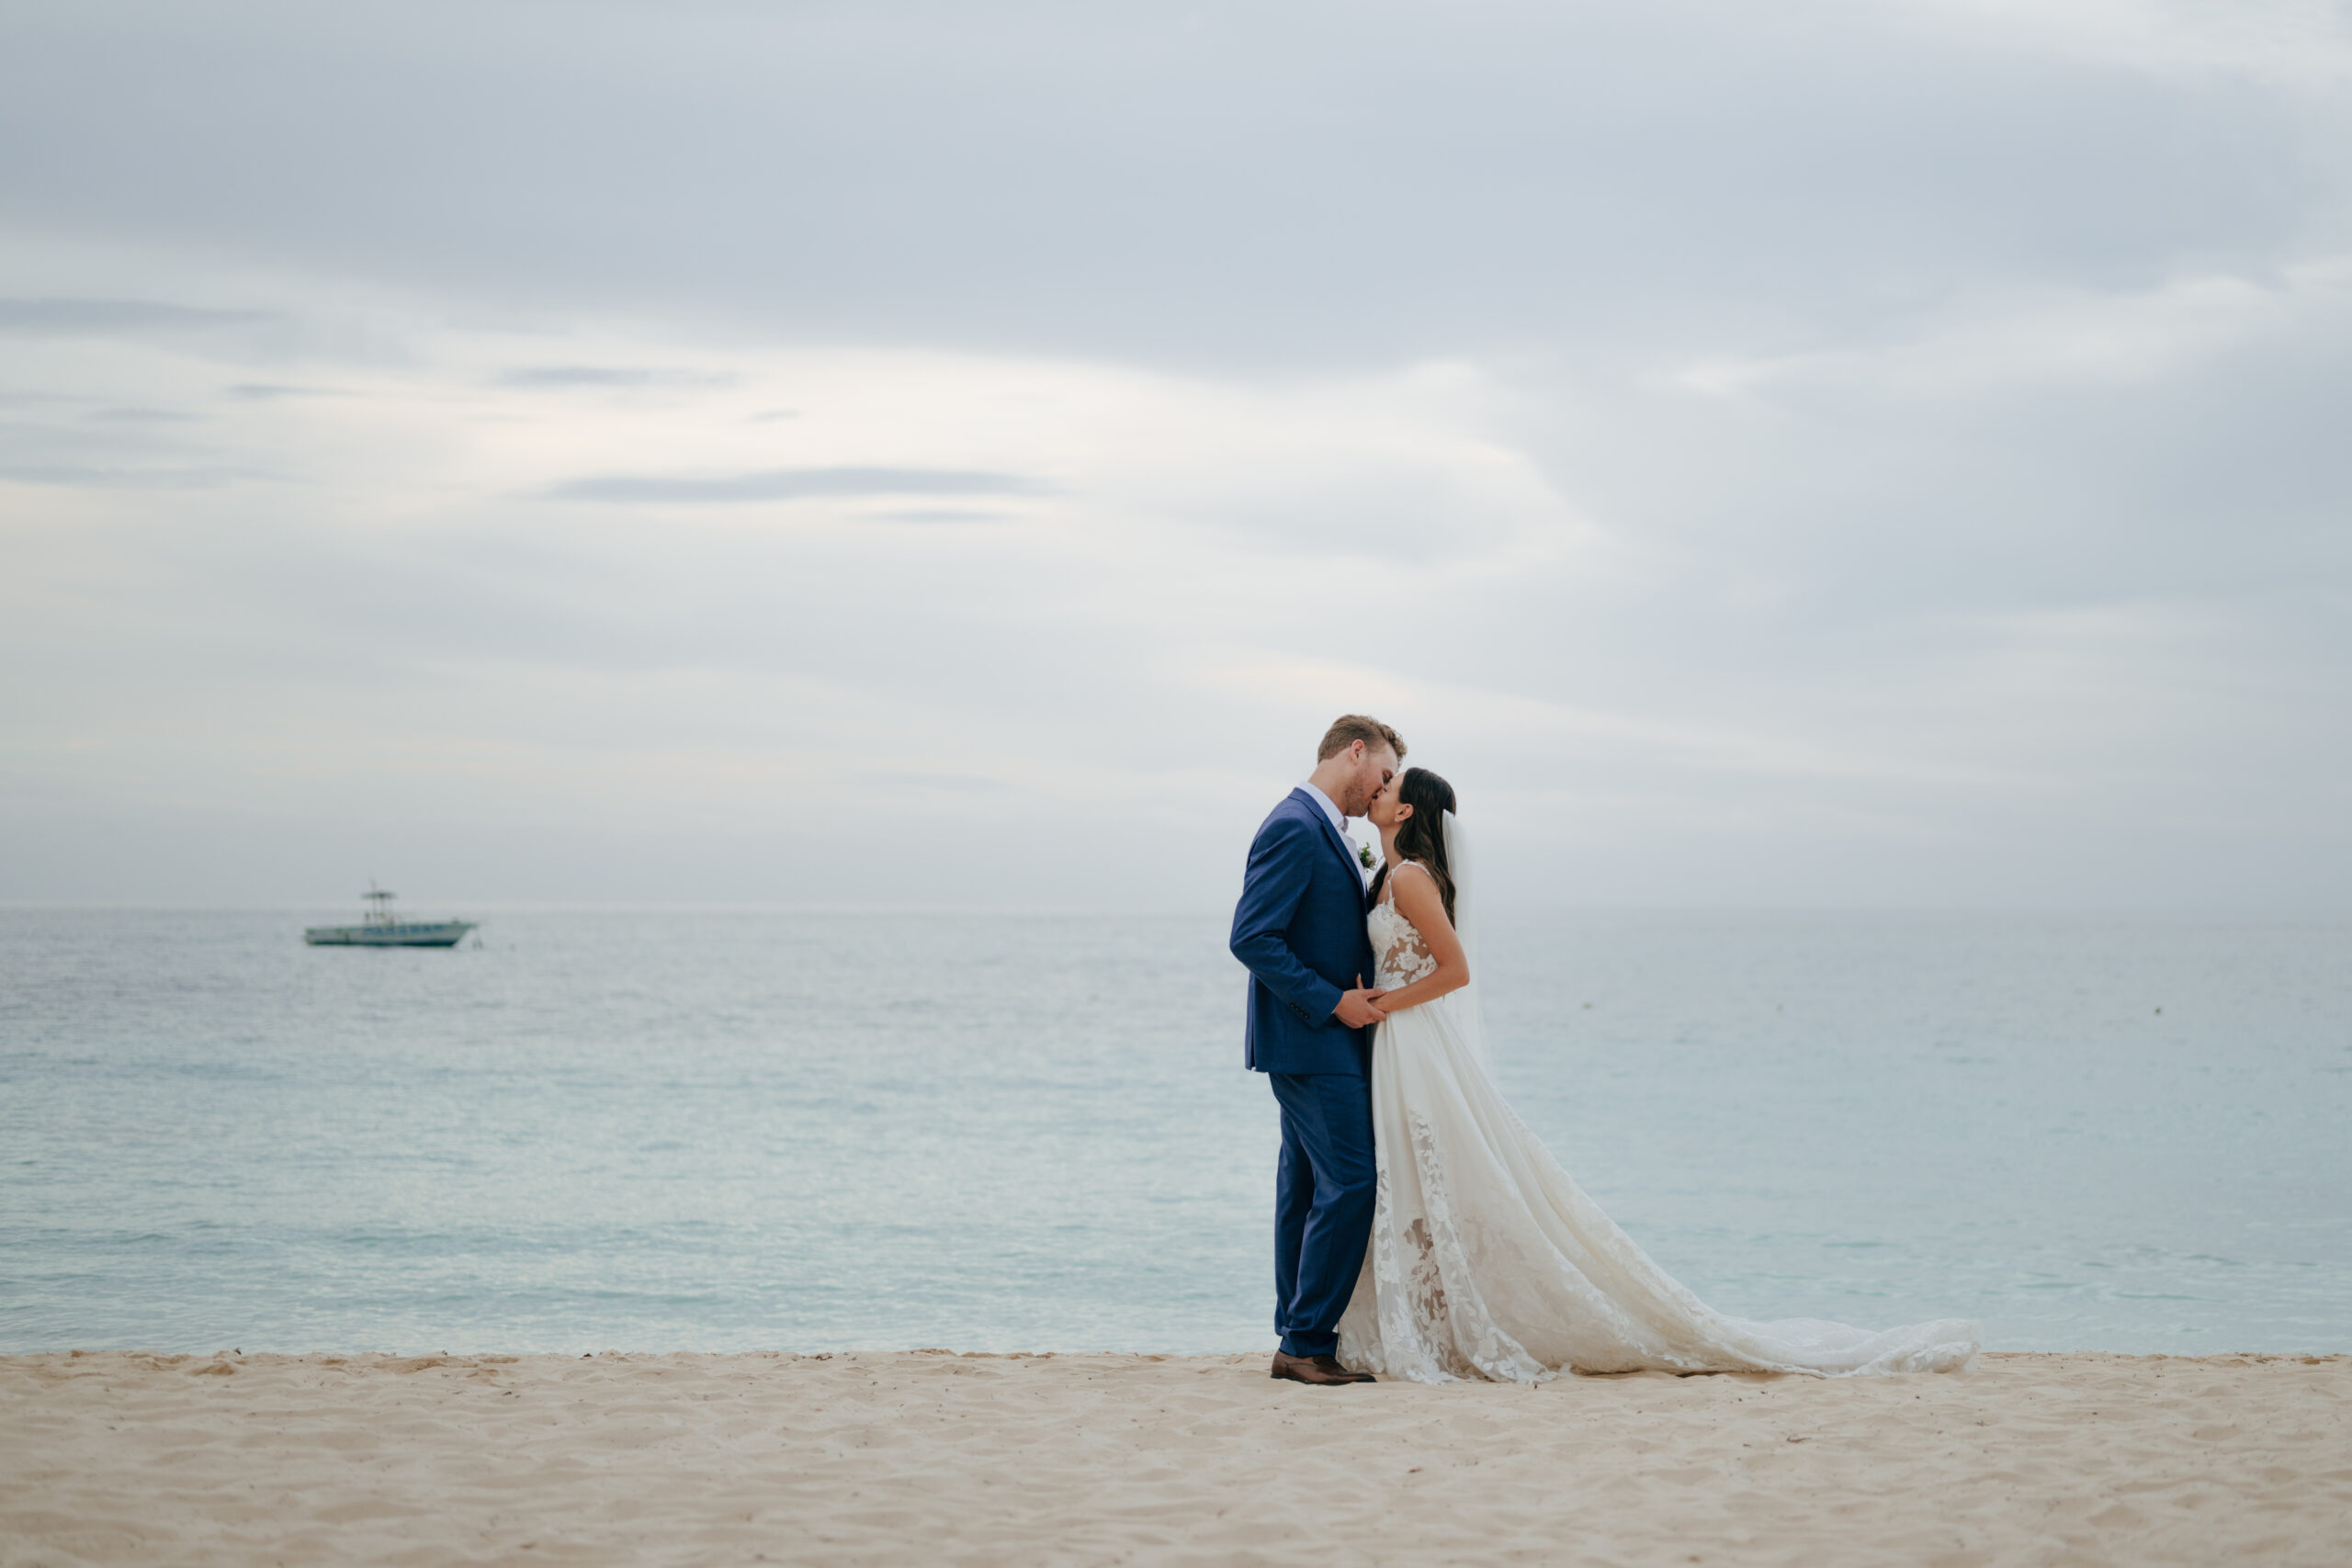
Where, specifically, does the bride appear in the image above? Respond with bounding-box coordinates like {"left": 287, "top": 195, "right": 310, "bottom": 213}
{"left": 1334, "top": 767, "right": 1980, "bottom": 1382}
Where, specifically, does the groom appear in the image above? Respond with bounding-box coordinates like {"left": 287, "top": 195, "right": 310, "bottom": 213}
{"left": 1229, "top": 714, "right": 1404, "bottom": 1386}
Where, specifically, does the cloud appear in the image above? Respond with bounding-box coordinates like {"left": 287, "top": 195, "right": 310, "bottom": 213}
{"left": 6, "top": 2, "right": 2343, "bottom": 371}
{"left": 541, "top": 466, "right": 1055, "bottom": 504}
{"left": 0, "top": 1, "right": 2346, "bottom": 913}
{"left": 873, "top": 509, "right": 1012, "bottom": 525}
{"left": 0, "top": 461, "right": 258, "bottom": 489}
{"left": 860, "top": 771, "right": 1016, "bottom": 794}
{"left": 1903, "top": 0, "right": 2352, "bottom": 85}
{"left": 0, "top": 298, "right": 268, "bottom": 337}
{"left": 497, "top": 366, "right": 736, "bottom": 389}
{"left": 1666, "top": 259, "right": 2352, "bottom": 400}
{"left": 224, "top": 383, "right": 339, "bottom": 400}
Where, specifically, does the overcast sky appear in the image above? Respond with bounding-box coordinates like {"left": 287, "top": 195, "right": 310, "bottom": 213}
{"left": 3, "top": 0, "right": 2347, "bottom": 913}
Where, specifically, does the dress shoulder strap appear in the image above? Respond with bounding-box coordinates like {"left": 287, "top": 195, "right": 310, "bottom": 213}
{"left": 1391, "top": 858, "right": 1433, "bottom": 882}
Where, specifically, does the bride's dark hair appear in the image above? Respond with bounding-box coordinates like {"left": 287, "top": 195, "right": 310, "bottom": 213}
{"left": 1370, "top": 767, "right": 1458, "bottom": 926}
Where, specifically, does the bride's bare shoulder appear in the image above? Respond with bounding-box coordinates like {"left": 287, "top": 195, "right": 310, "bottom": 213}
{"left": 1388, "top": 858, "right": 1442, "bottom": 904}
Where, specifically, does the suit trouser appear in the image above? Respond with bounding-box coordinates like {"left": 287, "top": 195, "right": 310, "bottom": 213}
{"left": 1267, "top": 1069, "right": 1377, "bottom": 1359}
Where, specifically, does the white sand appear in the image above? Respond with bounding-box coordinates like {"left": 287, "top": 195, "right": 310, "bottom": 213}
{"left": 3, "top": 1349, "right": 2346, "bottom": 1565}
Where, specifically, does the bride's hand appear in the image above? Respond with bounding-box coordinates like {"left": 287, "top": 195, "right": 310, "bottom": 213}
{"left": 1334, "top": 978, "right": 1389, "bottom": 1029}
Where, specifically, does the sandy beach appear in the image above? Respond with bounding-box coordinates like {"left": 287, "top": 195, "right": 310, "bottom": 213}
{"left": 2, "top": 1350, "right": 2345, "bottom": 1566}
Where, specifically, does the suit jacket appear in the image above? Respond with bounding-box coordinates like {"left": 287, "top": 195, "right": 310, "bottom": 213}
{"left": 1230, "top": 787, "right": 1377, "bottom": 1076}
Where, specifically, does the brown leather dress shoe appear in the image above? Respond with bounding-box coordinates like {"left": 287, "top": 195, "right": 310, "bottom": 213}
{"left": 1270, "top": 1350, "right": 1377, "bottom": 1385}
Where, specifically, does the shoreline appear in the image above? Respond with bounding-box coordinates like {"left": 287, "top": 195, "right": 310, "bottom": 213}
{"left": 6, "top": 1350, "right": 2347, "bottom": 1564}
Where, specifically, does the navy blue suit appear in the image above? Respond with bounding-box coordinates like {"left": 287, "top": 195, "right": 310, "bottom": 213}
{"left": 1229, "top": 787, "right": 1377, "bottom": 1359}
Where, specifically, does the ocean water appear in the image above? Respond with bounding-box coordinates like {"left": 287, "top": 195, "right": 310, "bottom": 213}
{"left": 1, "top": 908, "right": 2346, "bottom": 1357}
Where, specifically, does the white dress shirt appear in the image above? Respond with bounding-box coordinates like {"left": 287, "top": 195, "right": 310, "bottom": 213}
{"left": 1299, "top": 779, "right": 1348, "bottom": 840}
{"left": 1300, "top": 779, "right": 1367, "bottom": 881}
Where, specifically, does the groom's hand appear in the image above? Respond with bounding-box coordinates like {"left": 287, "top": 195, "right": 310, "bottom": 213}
{"left": 1334, "top": 976, "right": 1387, "bottom": 1029}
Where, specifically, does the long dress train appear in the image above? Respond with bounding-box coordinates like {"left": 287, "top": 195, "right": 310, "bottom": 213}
{"left": 1335, "top": 863, "right": 1979, "bottom": 1383}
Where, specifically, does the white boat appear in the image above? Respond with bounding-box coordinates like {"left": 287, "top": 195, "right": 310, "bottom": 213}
{"left": 304, "top": 886, "right": 478, "bottom": 948}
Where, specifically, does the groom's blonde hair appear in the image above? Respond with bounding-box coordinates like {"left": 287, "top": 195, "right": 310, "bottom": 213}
{"left": 1317, "top": 714, "right": 1407, "bottom": 762}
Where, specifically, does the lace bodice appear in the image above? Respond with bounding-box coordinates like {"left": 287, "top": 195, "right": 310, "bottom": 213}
{"left": 1368, "top": 863, "right": 1439, "bottom": 989}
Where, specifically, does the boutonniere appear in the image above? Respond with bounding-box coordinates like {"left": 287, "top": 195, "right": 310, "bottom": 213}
{"left": 1357, "top": 840, "right": 1376, "bottom": 870}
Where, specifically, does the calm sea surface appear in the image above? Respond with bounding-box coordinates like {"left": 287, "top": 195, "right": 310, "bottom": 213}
{"left": 2, "top": 908, "right": 2346, "bottom": 1356}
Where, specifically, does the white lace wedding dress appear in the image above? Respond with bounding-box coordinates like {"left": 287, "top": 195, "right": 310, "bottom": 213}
{"left": 1335, "top": 860, "right": 1980, "bottom": 1383}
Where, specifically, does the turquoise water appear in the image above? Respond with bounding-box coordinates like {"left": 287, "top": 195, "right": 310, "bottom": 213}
{"left": 2, "top": 908, "right": 2345, "bottom": 1355}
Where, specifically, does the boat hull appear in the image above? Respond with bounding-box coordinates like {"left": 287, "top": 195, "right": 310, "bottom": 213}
{"left": 303, "top": 921, "right": 477, "bottom": 948}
